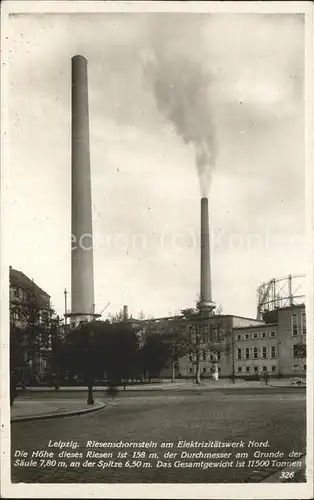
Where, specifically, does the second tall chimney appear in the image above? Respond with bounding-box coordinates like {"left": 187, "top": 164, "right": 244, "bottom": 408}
{"left": 198, "top": 197, "right": 215, "bottom": 316}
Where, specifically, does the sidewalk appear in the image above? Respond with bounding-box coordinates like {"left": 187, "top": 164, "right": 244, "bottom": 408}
{"left": 11, "top": 398, "right": 106, "bottom": 423}
{"left": 19, "top": 379, "right": 304, "bottom": 393}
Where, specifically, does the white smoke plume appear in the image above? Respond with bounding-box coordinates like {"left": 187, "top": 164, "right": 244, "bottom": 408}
{"left": 142, "top": 22, "right": 217, "bottom": 197}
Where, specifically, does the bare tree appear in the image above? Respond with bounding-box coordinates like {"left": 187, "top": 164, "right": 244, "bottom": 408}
{"left": 108, "top": 309, "right": 126, "bottom": 323}
{"left": 214, "top": 304, "right": 224, "bottom": 316}
{"left": 161, "top": 318, "right": 230, "bottom": 384}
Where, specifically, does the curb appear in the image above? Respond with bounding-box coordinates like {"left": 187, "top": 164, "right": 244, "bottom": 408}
{"left": 261, "top": 454, "right": 306, "bottom": 483}
{"left": 11, "top": 401, "right": 106, "bottom": 423}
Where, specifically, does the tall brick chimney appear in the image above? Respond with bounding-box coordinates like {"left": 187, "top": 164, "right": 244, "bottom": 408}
{"left": 198, "top": 197, "right": 215, "bottom": 316}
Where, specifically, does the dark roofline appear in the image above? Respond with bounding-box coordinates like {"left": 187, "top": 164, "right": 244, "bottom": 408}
{"left": 274, "top": 304, "right": 305, "bottom": 312}
{"left": 234, "top": 323, "right": 278, "bottom": 331}
{"left": 141, "top": 314, "right": 263, "bottom": 323}
{"left": 224, "top": 314, "right": 263, "bottom": 322}
{"left": 10, "top": 267, "right": 51, "bottom": 299}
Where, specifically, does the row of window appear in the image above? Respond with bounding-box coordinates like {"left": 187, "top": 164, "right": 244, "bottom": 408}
{"left": 236, "top": 331, "right": 276, "bottom": 341}
{"left": 188, "top": 367, "right": 221, "bottom": 373}
{"left": 188, "top": 324, "right": 225, "bottom": 334}
{"left": 237, "top": 365, "right": 277, "bottom": 373}
{"left": 11, "top": 287, "right": 27, "bottom": 300}
{"left": 237, "top": 346, "right": 276, "bottom": 360}
{"left": 188, "top": 345, "right": 303, "bottom": 363}
{"left": 291, "top": 312, "right": 306, "bottom": 336}
{"left": 188, "top": 365, "right": 307, "bottom": 374}
{"left": 189, "top": 352, "right": 222, "bottom": 362}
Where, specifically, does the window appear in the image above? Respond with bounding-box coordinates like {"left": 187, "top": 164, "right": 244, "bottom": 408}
{"left": 271, "top": 365, "right": 276, "bottom": 372}
{"left": 189, "top": 354, "right": 193, "bottom": 362}
{"left": 245, "top": 366, "right": 250, "bottom": 372}
{"left": 261, "top": 332, "right": 267, "bottom": 339}
{"left": 217, "top": 352, "right": 221, "bottom": 361}
{"left": 13, "top": 288, "right": 19, "bottom": 298}
{"left": 202, "top": 368, "right": 206, "bottom": 373}
{"left": 291, "top": 313, "right": 298, "bottom": 336}
{"left": 262, "top": 366, "right": 267, "bottom": 372}
{"left": 270, "top": 346, "right": 276, "bottom": 359}
{"left": 237, "top": 334, "right": 242, "bottom": 340}
{"left": 237, "top": 366, "right": 242, "bottom": 373}
{"left": 202, "top": 324, "right": 209, "bottom": 334}
{"left": 218, "top": 367, "right": 221, "bottom": 372}
{"left": 270, "top": 331, "right": 276, "bottom": 338}
{"left": 188, "top": 368, "right": 193, "bottom": 373}
{"left": 292, "top": 364, "right": 300, "bottom": 372}
{"left": 237, "top": 348, "right": 242, "bottom": 360}
{"left": 252, "top": 332, "right": 258, "bottom": 339}
{"left": 253, "top": 347, "right": 258, "bottom": 359}
{"left": 304, "top": 364, "right": 307, "bottom": 371}
{"left": 292, "top": 344, "right": 300, "bottom": 358}
{"left": 216, "top": 324, "right": 222, "bottom": 340}
{"left": 202, "top": 352, "right": 206, "bottom": 361}
{"left": 244, "top": 333, "right": 250, "bottom": 340}
{"left": 210, "top": 354, "right": 214, "bottom": 361}
{"left": 245, "top": 348, "right": 250, "bottom": 359}
{"left": 262, "top": 346, "right": 267, "bottom": 359}
{"left": 253, "top": 366, "right": 259, "bottom": 373}
{"left": 301, "top": 312, "right": 306, "bottom": 335}
{"left": 209, "top": 325, "right": 218, "bottom": 342}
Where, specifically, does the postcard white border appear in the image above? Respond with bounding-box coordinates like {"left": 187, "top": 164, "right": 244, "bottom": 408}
{"left": 1, "top": 1, "right": 313, "bottom": 499}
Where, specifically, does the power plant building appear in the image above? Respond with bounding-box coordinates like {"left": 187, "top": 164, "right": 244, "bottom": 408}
{"left": 144, "top": 303, "right": 306, "bottom": 380}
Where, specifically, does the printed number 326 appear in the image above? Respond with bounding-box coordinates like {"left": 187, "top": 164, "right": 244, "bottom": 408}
{"left": 280, "top": 471, "right": 295, "bottom": 479}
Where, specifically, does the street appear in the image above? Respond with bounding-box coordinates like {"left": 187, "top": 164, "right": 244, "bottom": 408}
{"left": 11, "top": 388, "right": 306, "bottom": 483}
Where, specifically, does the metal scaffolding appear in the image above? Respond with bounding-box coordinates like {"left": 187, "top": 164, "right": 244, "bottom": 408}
{"left": 256, "top": 274, "right": 305, "bottom": 320}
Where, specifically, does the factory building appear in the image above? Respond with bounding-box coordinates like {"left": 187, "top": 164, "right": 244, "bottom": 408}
{"left": 152, "top": 303, "right": 306, "bottom": 380}
{"left": 176, "top": 314, "right": 263, "bottom": 379}
{"left": 233, "top": 304, "right": 306, "bottom": 378}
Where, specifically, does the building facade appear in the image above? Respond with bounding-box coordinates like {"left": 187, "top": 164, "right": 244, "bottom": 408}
{"left": 177, "top": 314, "right": 263, "bottom": 379}
{"left": 10, "top": 266, "right": 53, "bottom": 381}
{"left": 233, "top": 304, "right": 306, "bottom": 378}
{"left": 142, "top": 304, "right": 307, "bottom": 380}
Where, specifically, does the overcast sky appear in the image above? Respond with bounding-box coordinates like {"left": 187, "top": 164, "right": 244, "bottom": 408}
{"left": 8, "top": 12, "right": 305, "bottom": 319}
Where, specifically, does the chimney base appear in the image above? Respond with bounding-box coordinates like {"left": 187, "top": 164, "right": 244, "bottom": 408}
{"left": 197, "top": 299, "right": 216, "bottom": 317}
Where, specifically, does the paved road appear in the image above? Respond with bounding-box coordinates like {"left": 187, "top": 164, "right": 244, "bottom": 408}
{"left": 11, "top": 389, "right": 306, "bottom": 483}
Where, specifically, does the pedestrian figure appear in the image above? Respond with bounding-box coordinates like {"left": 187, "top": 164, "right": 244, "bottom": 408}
{"left": 264, "top": 371, "right": 269, "bottom": 386}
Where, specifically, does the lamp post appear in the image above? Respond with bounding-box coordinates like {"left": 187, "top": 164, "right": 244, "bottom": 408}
{"left": 64, "top": 288, "right": 68, "bottom": 326}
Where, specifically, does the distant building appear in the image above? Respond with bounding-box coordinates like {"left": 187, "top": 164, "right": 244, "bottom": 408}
{"left": 140, "top": 305, "right": 306, "bottom": 380}
{"left": 141, "top": 312, "right": 262, "bottom": 379}
{"left": 10, "top": 266, "right": 53, "bottom": 381}
{"left": 10, "top": 266, "right": 51, "bottom": 328}
{"left": 175, "top": 314, "right": 263, "bottom": 379}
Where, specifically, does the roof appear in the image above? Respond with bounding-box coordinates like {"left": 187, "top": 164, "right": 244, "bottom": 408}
{"left": 275, "top": 304, "right": 305, "bottom": 312}
{"left": 139, "top": 314, "right": 263, "bottom": 324}
{"left": 10, "top": 267, "right": 51, "bottom": 310}
{"left": 234, "top": 323, "right": 278, "bottom": 331}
